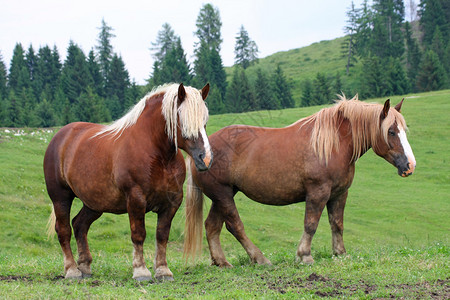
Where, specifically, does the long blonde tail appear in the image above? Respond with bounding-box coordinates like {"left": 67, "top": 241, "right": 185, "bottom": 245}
{"left": 46, "top": 206, "right": 56, "bottom": 239}
{"left": 183, "top": 156, "right": 204, "bottom": 261}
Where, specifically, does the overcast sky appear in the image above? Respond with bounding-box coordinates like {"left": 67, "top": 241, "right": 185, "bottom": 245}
{"left": 0, "top": 0, "right": 372, "bottom": 85}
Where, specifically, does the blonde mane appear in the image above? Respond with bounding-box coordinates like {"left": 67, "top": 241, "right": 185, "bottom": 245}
{"left": 302, "top": 95, "right": 407, "bottom": 165}
{"left": 94, "top": 83, "right": 209, "bottom": 149}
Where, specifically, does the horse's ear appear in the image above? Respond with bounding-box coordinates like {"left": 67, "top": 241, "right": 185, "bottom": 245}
{"left": 394, "top": 98, "right": 404, "bottom": 112}
{"left": 201, "top": 83, "right": 210, "bottom": 100}
{"left": 178, "top": 83, "right": 186, "bottom": 103}
{"left": 381, "top": 99, "right": 390, "bottom": 119}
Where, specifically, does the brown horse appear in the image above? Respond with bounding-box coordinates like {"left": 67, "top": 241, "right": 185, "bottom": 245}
{"left": 44, "top": 83, "right": 212, "bottom": 281}
{"left": 184, "top": 95, "right": 416, "bottom": 266}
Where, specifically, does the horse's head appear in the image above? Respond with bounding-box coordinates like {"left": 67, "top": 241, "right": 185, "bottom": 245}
{"left": 174, "top": 83, "right": 213, "bottom": 172}
{"left": 373, "top": 99, "right": 416, "bottom": 177}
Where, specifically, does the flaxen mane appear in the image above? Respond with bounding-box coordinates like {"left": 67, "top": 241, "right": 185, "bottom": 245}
{"left": 302, "top": 95, "right": 407, "bottom": 165}
{"left": 94, "top": 83, "right": 209, "bottom": 149}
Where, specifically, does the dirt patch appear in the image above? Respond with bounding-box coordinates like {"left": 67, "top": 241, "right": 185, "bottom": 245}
{"left": 0, "top": 275, "right": 33, "bottom": 282}
{"left": 265, "top": 273, "right": 449, "bottom": 299}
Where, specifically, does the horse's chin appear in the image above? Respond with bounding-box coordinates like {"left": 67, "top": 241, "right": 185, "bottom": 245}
{"left": 397, "top": 168, "right": 413, "bottom": 177}
{"left": 193, "top": 159, "right": 211, "bottom": 172}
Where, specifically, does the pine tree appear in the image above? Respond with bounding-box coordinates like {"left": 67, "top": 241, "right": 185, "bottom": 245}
{"left": 371, "top": 0, "right": 405, "bottom": 58}
{"left": 105, "top": 54, "right": 130, "bottom": 119}
{"left": 0, "top": 52, "right": 7, "bottom": 100}
{"left": 343, "top": 1, "right": 359, "bottom": 74}
{"left": 405, "top": 21, "right": 422, "bottom": 87}
{"left": 205, "top": 85, "right": 225, "bottom": 115}
{"left": 272, "top": 65, "right": 294, "bottom": 108}
{"left": 87, "top": 49, "right": 103, "bottom": 96}
{"left": 150, "top": 23, "right": 177, "bottom": 62}
{"left": 419, "top": 0, "right": 447, "bottom": 46}
{"left": 225, "top": 66, "right": 243, "bottom": 113}
{"left": 301, "top": 79, "right": 313, "bottom": 107}
{"left": 255, "top": 68, "right": 277, "bottom": 110}
{"left": 386, "top": 56, "right": 410, "bottom": 95}
{"left": 35, "top": 98, "right": 56, "bottom": 127}
{"left": 234, "top": 25, "right": 259, "bottom": 69}
{"left": 355, "top": 0, "right": 374, "bottom": 58}
{"left": 75, "top": 87, "right": 111, "bottom": 123}
{"left": 8, "top": 43, "right": 30, "bottom": 94}
{"left": 60, "top": 41, "right": 92, "bottom": 104}
{"left": 312, "top": 72, "right": 332, "bottom": 105}
{"left": 360, "top": 55, "right": 391, "bottom": 98}
{"left": 193, "top": 4, "right": 227, "bottom": 107}
{"left": 95, "top": 18, "right": 115, "bottom": 90}
{"left": 415, "top": 50, "right": 448, "bottom": 91}
{"left": 333, "top": 71, "right": 343, "bottom": 95}
{"left": 431, "top": 26, "right": 446, "bottom": 63}
{"left": 194, "top": 4, "right": 222, "bottom": 52}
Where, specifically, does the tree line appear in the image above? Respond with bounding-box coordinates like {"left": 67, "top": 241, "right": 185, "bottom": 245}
{"left": 1, "top": 1, "right": 449, "bottom": 127}
{"left": 326, "top": 0, "right": 449, "bottom": 102}
{"left": 0, "top": 3, "right": 291, "bottom": 128}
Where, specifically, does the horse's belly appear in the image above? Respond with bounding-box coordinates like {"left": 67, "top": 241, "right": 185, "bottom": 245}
{"left": 239, "top": 181, "right": 306, "bottom": 205}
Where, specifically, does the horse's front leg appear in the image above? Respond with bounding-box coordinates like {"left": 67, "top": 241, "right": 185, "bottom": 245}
{"left": 326, "top": 191, "right": 348, "bottom": 256}
{"left": 153, "top": 194, "right": 182, "bottom": 281}
{"left": 297, "top": 186, "right": 330, "bottom": 264}
{"left": 127, "top": 188, "right": 152, "bottom": 281}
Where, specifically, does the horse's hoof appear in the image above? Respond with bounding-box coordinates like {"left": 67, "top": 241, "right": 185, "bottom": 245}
{"left": 65, "top": 268, "right": 83, "bottom": 279}
{"left": 302, "top": 255, "right": 315, "bottom": 264}
{"left": 155, "top": 275, "right": 174, "bottom": 282}
{"left": 134, "top": 276, "right": 153, "bottom": 282}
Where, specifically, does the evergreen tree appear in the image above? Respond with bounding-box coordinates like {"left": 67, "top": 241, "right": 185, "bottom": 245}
{"left": 333, "top": 71, "right": 343, "bottom": 95}
{"left": 150, "top": 37, "right": 191, "bottom": 86}
{"left": 225, "top": 66, "right": 243, "bottom": 113}
{"left": 355, "top": 0, "right": 374, "bottom": 58}
{"left": 415, "top": 50, "right": 448, "bottom": 91}
{"left": 371, "top": 0, "right": 405, "bottom": 59}
{"left": 87, "top": 49, "right": 103, "bottom": 96}
{"left": 343, "top": 1, "right": 359, "bottom": 75}
{"left": 255, "top": 68, "right": 278, "bottom": 110}
{"left": 193, "top": 4, "right": 227, "bottom": 109}
{"left": 25, "top": 45, "right": 38, "bottom": 100}
{"left": 8, "top": 43, "right": 30, "bottom": 94}
{"left": 0, "top": 52, "right": 7, "bottom": 100}
{"left": 5, "top": 90, "right": 24, "bottom": 127}
{"left": 75, "top": 87, "right": 111, "bottom": 123}
{"left": 105, "top": 54, "right": 130, "bottom": 119}
{"left": 419, "top": 0, "right": 447, "bottom": 46}
{"left": 95, "top": 18, "right": 115, "bottom": 89}
{"left": 405, "top": 21, "right": 422, "bottom": 87}
{"left": 301, "top": 79, "right": 313, "bottom": 107}
{"left": 150, "top": 23, "right": 177, "bottom": 62}
{"left": 234, "top": 25, "right": 259, "bottom": 69}
{"left": 431, "top": 26, "right": 446, "bottom": 63}
{"left": 60, "top": 41, "right": 92, "bottom": 104}
{"left": 239, "top": 68, "right": 255, "bottom": 111}
{"left": 205, "top": 85, "right": 225, "bottom": 115}
{"left": 194, "top": 4, "right": 222, "bottom": 52}
{"left": 35, "top": 98, "right": 56, "bottom": 127}
{"left": 272, "top": 65, "right": 294, "bottom": 108}
{"left": 312, "top": 72, "right": 332, "bottom": 105}
{"left": 360, "top": 55, "right": 391, "bottom": 98}
{"left": 386, "top": 56, "right": 410, "bottom": 95}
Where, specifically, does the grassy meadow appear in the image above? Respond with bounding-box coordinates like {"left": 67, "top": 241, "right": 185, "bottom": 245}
{"left": 0, "top": 90, "right": 449, "bottom": 299}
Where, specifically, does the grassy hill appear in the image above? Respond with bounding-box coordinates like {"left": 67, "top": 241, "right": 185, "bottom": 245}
{"left": 0, "top": 90, "right": 448, "bottom": 298}
{"left": 226, "top": 36, "right": 361, "bottom": 106}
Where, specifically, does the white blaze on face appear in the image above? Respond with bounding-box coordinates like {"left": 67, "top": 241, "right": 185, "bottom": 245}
{"left": 398, "top": 126, "right": 416, "bottom": 173}
{"left": 200, "top": 127, "right": 212, "bottom": 167}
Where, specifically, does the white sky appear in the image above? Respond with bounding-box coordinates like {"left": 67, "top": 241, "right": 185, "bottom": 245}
{"left": 0, "top": 0, "right": 375, "bottom": 85}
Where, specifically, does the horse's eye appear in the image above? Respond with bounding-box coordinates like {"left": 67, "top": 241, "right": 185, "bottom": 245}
{"left": 388, "top": 130, "right": 395, "bottom": 136}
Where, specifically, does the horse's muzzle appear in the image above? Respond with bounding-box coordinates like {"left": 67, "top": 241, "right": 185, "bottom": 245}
{"left": 193, "top": 150, "right": 213, "bottom": 172}
{"left": 394, "top": 154, "right": 415, "bottom": 177}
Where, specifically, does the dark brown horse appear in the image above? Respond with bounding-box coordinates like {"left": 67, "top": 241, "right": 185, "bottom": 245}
{"left": 44, "top": 83, "right": 212, "bottom": 281}
{"left": 184, "top": 96, "right": 416, "bottom": 266}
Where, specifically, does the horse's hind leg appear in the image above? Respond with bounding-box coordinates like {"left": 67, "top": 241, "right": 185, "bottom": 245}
{"left": 72, "top": 204, "right": 102, "bottom": 277}
{"left": 326, "top": 192, "right": 347, "bottom": 256}
{"left": 49, "top": 188, "right": 81, "bottom": 278}
{"left": 222, "top": 201, "right": 271, "bottom": 265}
{"left": 205, "top": 202, "right": 230, "bottom": 267}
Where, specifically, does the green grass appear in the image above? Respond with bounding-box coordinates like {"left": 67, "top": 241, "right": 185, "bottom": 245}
{"left": 0, "top": 90, "right": 449, "bottom": 299}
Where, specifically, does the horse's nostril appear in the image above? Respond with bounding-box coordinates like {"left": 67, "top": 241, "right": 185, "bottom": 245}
{"left": 198, "top": 152, "right": 205, "bottom": 160}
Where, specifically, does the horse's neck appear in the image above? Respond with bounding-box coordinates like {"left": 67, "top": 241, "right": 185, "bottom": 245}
{"left": 136, "top": 99, "right": 177, "bottom": 158}
{"left": 344, "top": 116, "right": 374, "bottom": 163}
